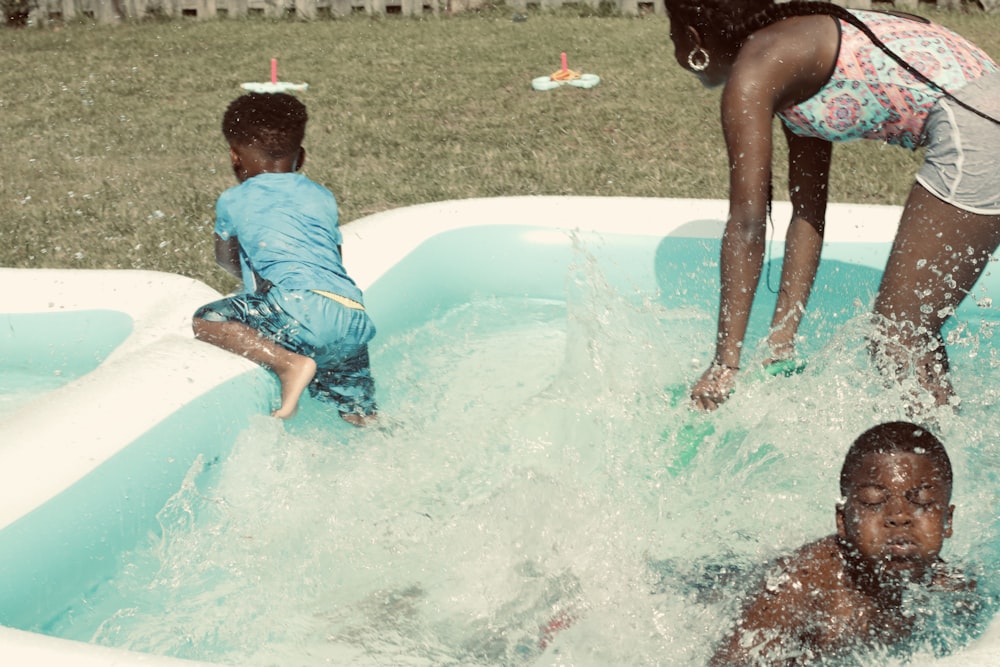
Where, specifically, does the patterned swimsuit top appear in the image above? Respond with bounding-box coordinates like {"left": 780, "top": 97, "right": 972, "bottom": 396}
{"left": 777, "top": 10, "right": 997, "bottom": 149}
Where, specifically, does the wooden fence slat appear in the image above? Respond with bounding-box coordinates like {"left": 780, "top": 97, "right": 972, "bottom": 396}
{"left": 18, "top": 0, "right": 998, "bottom": 25}
{"left": 227, "top": 0, "right": 248, "bottom": 17}
{"left": 328, "top": 0, "right": 351, "bottom": 16}
{"left": 617, "top": 0, "right": 636, "bottom": 15}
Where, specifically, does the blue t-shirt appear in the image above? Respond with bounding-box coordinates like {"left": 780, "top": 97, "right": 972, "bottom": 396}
{"left": 214, "top": 172, "right": 364, "bottom": 304}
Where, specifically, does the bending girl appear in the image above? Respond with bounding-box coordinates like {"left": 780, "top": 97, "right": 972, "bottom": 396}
{"left": 664, "top": 1, "right": 1000, "bottom": 412}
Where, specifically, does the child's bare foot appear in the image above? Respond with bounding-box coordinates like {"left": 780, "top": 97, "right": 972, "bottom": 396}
{"left": 271, "top": 355, "right": 317, "bottom": 419}
{"left": 341, "top": 411, "right": 376, "bottom": 427}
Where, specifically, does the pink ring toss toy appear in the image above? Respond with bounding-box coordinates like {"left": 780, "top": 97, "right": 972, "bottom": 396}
{"left": 532, "top": 52, "right": 600, "bottom": 91}
{"left": 241, "top": 58, "right": 309, "bottom": 94}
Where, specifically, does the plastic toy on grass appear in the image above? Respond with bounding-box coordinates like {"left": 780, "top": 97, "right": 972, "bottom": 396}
{"left": 531, "top": 52, "right": 600, "bottom": 91}
{"left": 241, "top": 58, "right": 309, "bottom": 94}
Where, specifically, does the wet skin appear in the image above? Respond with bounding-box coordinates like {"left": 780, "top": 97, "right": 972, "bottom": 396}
{"left": 709, "top": 450, "right": 957, "bottom": 665}
{"left": 193, "top": 142, "right": 319, "bottom": 420}
{"left": 668, "top": 11, "right": 1000, "bottom": 413}
{"left": 837, "top": 450, "right": 954, "bottom": 585}
{"left": 668, "top": 14, "right": 843, "bottom": 410}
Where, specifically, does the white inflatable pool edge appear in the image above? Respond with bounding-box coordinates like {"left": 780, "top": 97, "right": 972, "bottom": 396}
{"left": 0, "top": 626, "right": 220, "bottom": 667}
{"left": 7, "top": 196, "right": 990, "bottom": 667}
{"left": 339, "top": 196, "right": 903, "bottom": 290}
{"left": 0, "top": 269, "right": 258, "bottom": 531}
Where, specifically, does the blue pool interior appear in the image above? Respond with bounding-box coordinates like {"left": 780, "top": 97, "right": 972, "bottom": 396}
{"left": 1, "top": 223, "right": 999, "bottom": 664}
{"left": 0, "top": 310, "right": 134, "bottom": 418}
{"left": 0, "top": 376, "right": 270, "bottom": 634}
{"left": 362, "top": 225, "right": 999, "bottom": 366}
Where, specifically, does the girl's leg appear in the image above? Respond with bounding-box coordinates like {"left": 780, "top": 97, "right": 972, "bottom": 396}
{"left": 193, "top": 317, "right": 316, "bottom": 419}
{"left": 873, "top": 184, "right": 1000, "bottom": 407}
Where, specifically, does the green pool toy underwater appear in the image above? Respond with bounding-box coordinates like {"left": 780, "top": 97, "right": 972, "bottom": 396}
{"left": 660, "top": 380, "right": 721, "bottom": 475}
{"left": 660, "top": 360, "right": 805, "bottom": 475}
{"left": 764, "top": 358, "right": 808, "bottom": 378}
{"left": 532, "top": 52, "right": 600, "bottom": 91}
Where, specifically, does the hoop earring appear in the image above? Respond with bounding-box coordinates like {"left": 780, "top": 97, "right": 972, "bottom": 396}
{"left": 687, "top": 47, "right": 710, "bottom": 72}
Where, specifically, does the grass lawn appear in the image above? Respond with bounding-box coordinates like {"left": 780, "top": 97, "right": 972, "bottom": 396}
{"left": 1, "top": 7, "right": 997, "bottom": 292}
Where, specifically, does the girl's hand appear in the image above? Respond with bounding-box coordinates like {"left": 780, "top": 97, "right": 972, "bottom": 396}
{"left": 763, "top": 340, "right": 796, "bottom": 369}
{"left": 690, "top": 362, "right": 738, "bottom": 412}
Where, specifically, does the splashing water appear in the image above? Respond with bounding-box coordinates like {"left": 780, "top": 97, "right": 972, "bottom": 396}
{"left": 59, "top": 240, "right": 1000, "bottom": 666}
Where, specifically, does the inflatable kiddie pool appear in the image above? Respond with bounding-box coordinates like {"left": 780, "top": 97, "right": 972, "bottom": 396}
{"left": 1, "top": 197, "right": 998, "bottom": 666}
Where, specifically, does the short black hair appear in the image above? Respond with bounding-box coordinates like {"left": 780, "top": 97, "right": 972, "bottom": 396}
{"left": 840, "top": 421, "right": 952, "bottom": 498}
{"left": 222, "top": 92, "right": 308, "bottom": 160}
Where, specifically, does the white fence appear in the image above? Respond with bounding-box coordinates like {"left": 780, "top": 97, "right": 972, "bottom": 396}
{"left": 19, "top": 0, "right": 983, "bottom": 25}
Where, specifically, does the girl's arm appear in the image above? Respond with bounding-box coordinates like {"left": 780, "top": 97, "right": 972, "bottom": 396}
{"left": 691, "top": 16, "right": 838, "bottom": 410}
{"left": 690, "top": 48, "right": 789, "bottom": 410}
{"left": 765, "top": 128, "right": 832, "bottom": 362}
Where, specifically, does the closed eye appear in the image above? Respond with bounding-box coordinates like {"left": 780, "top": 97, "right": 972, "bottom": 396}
{"left": 905, "top": 485, "right": 938, "bottom": 506}
{"left": 855, "top": 485, "right": 888, "bottom": 507}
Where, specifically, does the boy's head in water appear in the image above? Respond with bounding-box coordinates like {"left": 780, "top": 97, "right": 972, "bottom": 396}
{"left": 837, "top": 421, "right": 954, "bottom": 585}
{"left": 710, "top": 421, "right": 965, "bottom": 665}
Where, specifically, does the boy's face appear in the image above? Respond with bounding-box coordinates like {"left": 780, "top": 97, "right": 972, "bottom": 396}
{"left": 837, "top": 451, "right": 954, "bottom": 581}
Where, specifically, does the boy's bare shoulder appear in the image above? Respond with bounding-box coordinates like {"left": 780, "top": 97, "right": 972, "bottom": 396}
{"left": 769, "top": 535, "right": 845, "bottom": 591}
{"left": 738, "top": 536, "right": 858, "bottom": 625}
{"left": 735, "top": 535, "right": 847, "bottom": 625}
{"left": 708, "top": 536, "right": 850, "bottom": 666}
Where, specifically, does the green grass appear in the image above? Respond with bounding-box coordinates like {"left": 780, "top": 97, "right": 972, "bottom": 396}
{"left": 1, "top": 8, "right": 998, "bottom": 292}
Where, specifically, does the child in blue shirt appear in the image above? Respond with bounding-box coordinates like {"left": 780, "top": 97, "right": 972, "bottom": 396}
{"left": 193, "top": 92, "right": 377, "bottom": 425}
